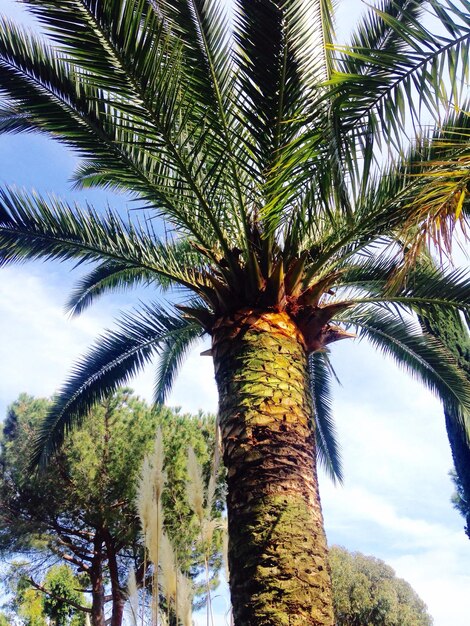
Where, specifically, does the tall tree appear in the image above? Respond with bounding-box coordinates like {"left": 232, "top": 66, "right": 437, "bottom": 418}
{"left": 0, "top": 392, "right": 220, "bottom": 626}
{"left": 420, "top": 307, "right": 470, "bottom": 538}
{"left": 329, "top": 546, "right": 432, "bottom": 626}
{"left": 0, "top": 1, "right": 470, "bottom": 624}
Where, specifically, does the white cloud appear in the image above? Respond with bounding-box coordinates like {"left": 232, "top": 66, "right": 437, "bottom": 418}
{"left": 321, "top": 481, "right": 470, "bottom": 626}
{"left": 0, "top": 265, "right": 218, "bottom": 415}
{"left": 390, "top": 551, "right": 470, "bottom": 626}
{"left": 323, "top": 484, "right": 462, "bottom": 549}
{"left": 0, "top": 267, "right": 104, "bottom": 410}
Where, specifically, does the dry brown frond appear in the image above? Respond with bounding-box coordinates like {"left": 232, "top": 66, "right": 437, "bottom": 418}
{"left": 401, "top": 155, "right": 470, "bottom": 267}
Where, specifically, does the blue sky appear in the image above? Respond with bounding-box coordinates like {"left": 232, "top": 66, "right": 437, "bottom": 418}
{"left": 1, "top": 2, "right": 470, "bottom": 625}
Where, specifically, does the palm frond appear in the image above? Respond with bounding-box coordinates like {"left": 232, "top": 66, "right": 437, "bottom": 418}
{"left": 330, "top": 0, "right": 470, "bottom": 169}
{"left": 154, "top": 0, "right": 254, "bottom": 254}
{"left": 309, "top": 351, "right": 343, "bottom": 484}
{"left": 336, "top": 251, "right": 470, "bottom": 315}
{"left": 0, "top": 104, "right": 37, "bottom": 133}
{"left": 345, "top": 265, "right": 470, "bottom": 312}
{"left": 156, "top": 0, "right": 233, "bottom": 113}
{"left": 233, "top": 0, "right": 331, "bottom": 214}
{"left": 234, "top": 0, "right": 301, "bottom": 163}
{"left": 353, "top": 105, "right": 470, "bottom": 264}
{"left": 345, "top": 1, "right": 428, "bottom": 69}
{"left": 317, "top": 1, "right": 428, "bottom": 207}
{"left": 339, "top": 306, "right": 470, "bottom": 424}
{"left": 0, "top": 8, "right": 238, "bottom": 251}
{"left": 234, "top": 0, "right": 343, "bottom": 231}
{"left": 0, "top": 18, "right": 202, "bottom": 231}
{"left": 400, "top": 264, "right": 470, "bottom": 310}
{"left": 65, "top": 263, "right": 161, "bottom": 316}
{"left": 154, "top": 316, "right": 204, "bottom": 404}
{"left": 306, "top": 107, "right": 470, "bottom": 275}
{"left": 0, "top": 187, "right": 203, "bottom": 292}
{"left": 30, "top": 304, "right": 202, "bottom": 468}
{"left": 337, "top": 254, "right": 398, "bottom": 289}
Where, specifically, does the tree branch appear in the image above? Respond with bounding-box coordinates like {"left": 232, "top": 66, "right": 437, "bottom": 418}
{"left": 28, "top": 577, "right": 92, "bottom": 614}
{"left": 49, "top": 546, "right": 90, "bottom": 572}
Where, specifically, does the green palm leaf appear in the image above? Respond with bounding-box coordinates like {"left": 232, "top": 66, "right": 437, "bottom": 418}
{"left": 309, "top": 351, "right": 343, "bottom": 484}
{"left": 0, "top": 7, "right": 237, "bottom": 250}
{"left": 65, "top": 263, "right": 162, "bottom": 316}
{"left": 329, "top": 0, "right": 470, "bottom": 180}
{"left": 340, "top": 306, "right": 470, "bottom": 423}
{"left": 342, "top": 267, "right": 470, "bottom": 312}
{"left": 0, "top": 187, "right": 204, "bottom": 292}
{"left": 154, "top": 311, "right": 205, "bottom": 404}
{"left": 30, "top": 304, "right": 201, "bottom": 468}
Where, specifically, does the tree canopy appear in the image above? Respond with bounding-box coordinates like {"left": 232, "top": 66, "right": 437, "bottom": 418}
{"left": 329, "top": 546, "right": 432, "bottom": 626}
{"left": 0, "top": 391, "right": 220, "bottom": 626}
{"left": 4, "top": 563, "right": 86, "bottom": 626}
{"left": 419, "top": 303, "right": 470, "bottom": 538}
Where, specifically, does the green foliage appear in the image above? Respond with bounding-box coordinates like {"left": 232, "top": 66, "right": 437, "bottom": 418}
{"left": 4, "top": 564, "right": 85, "bottom": 626}
{"left": 329, "top": 546, "right": 432, "bottom": 626}
{"left": 419, "top": 303, "right": 470, "bottom": 538}
{"left": 5, "top": 563, "right": 47, "bottom": 626}
{"left": 42, "top": 566, "right": 86, "bottom": 626}
{"left": 157, "top": 409, "right": 224, "bottom": 580}
{"left": 0, "top": 391, "right": 220, "bottom": 618}
{"left": 1, "top": 390, "right": 153, "bottom": 552}
{"left": 17, "top": 589, "right": 45, "bottom": 626}
{"left": 450, "top": 469, "right": 470, "bottom": 529}
{"left": 0, "top": 613, "right": 11, "bottom": 626}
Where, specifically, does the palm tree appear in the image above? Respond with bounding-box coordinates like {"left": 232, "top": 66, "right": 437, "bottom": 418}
{"left": 391, "top": 109, "right": 470, "bottom": 540}
{"left": 422, "top": 307, "right": 470, "bottom": 537}
{"left": 0, "top": 1, "right": 470, "bottom": 624}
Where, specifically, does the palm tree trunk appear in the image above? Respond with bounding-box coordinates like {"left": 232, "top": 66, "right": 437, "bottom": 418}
{"left": 212, "top": 310, "right": 334, "bottom": 626}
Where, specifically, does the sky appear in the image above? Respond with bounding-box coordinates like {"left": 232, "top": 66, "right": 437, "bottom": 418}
{"left": 1, "top": 2, "right": 470, "bottom": 625}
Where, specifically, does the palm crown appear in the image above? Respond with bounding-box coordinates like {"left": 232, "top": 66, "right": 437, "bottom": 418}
{"left": 1, "top": 1, "right": 470, "bottom": 623}
{"left": 0, "top": 0, "right": 470, "bottom": 475}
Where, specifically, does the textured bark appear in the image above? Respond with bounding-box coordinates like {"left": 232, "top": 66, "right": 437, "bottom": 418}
{"left": 90, "top": 535, "right": 106, "bottom": 626}
{"left": 103, "top": 530, "right": 125, "bottom": 626}
{"left": 213, "top": 310, "right": 334, "bottom": 626}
